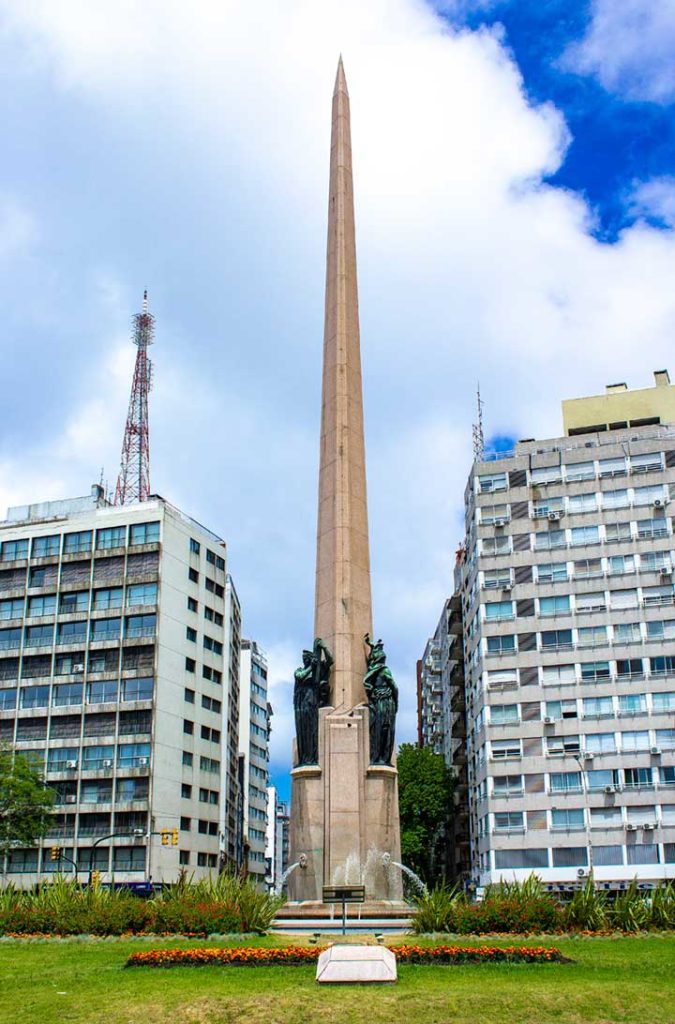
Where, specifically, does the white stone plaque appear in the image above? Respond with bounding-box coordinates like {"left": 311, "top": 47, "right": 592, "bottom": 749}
{"left": 316, "top": 944, "right": 397, "bottom": 984}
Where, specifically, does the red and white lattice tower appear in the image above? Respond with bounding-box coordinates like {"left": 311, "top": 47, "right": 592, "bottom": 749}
{"left": 114, "top": 291, "right": 154, "bottom": 505}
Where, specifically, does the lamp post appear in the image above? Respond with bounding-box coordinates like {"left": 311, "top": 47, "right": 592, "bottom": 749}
{"left": 573, "top": 752, "right": 594, "bottom": 877}
{"left": 88, "top": 828, "right": 146, "bottom": 883}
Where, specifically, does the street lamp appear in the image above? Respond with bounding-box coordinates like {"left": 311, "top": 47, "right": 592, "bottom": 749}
{"left": 88, "top": 828, "right": 147, "bottom": 883}
{"left": 573, "top": 752, "right": 594, "bottom": 876}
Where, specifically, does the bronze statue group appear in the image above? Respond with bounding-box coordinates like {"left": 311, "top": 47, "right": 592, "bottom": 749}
{"left": 293, "top": 634, "right": 398, "bottom": 767}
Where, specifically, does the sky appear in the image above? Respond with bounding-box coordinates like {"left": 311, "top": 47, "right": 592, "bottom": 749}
{"left": 0, "top": 0, "right": 674, "bottom": 802}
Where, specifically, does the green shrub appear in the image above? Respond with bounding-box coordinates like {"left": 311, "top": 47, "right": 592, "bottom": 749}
{"left": 565, "top": 877, "right": 608, "bottom": 932}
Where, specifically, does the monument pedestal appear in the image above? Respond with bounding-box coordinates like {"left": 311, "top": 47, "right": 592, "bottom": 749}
{"left": 289, "top": 705, "right": 402, "bottom": 903}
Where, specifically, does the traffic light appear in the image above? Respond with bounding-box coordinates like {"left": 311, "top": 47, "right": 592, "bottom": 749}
{"left": 161, "top": 829, "right": 169, "bottom": 846}
{"left": 50, "top": 846, "right": 60, "bottom": 861}
{"left": 91, "top": 870, "right": 101, "bottom": 887}
{"left": 171, "top": 828, "right": 179, "bottom": 846}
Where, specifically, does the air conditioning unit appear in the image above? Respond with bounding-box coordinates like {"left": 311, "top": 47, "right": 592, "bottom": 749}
{"left": 501, "top": 584, "right": 512, "bottom": 593}
{"left": 548, "top": 511, "right": 564, "bottom": 522}
{"left": 583, "top": 752, "right": 594, "bottom": 760}
{"left": 576, "top": 868, "right": 587, "bottom": 878}
{"left": 660, "top": 567, "right": 672, "bottom": 577}
{"left": 102, "top": 759, "right": 113, "bottom": 768}
{"left": 650, "top": 747, "right": 662, "bottom": 756}
{"left": 653, "top": 498, "right": 665, "bottom": 508}
{"left": 625, "top": 823, "right": 638, "bottom": 831}
{"left": 643, "top": 823, "right": 656, "bottom": 831}
{"left": 494, "top": 518, "right": 508, "bottom": 528}
{"left": 66, "top": 759, "right": 78, "bottom": 769}
{"left": 543, "top": 716, "right": 555, "bottom": 725}
{"left": 604, "top": 785, "right": 616, "bottom": 794}
{"left": 73, "top": 664, "right": 85, "bottom": 673}
{"left": 65, "top": 794, "right": 77, "bottom": 804}
{"left": 138, "top": 757, "right": 149, "bottom": 766}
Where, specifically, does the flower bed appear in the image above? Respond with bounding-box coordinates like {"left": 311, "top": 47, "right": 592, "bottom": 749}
{"left": 125, "top": 944, "right": 568, "bottom": 968}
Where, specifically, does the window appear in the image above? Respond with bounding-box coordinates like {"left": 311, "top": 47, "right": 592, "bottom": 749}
{"left": 481, "top": 535, "right": 512, "bottom": 555}
{"left": 0, "top": 627, "right": 21, "bottom": 650}
{"left": 121, "top": 677, "right": 153, "bottom": 701}
{"left": 574, "top": 558, "right": 602, "bottom": 579}
{"left": 0, "top": 598, "right": 24, "bottom": 620}
{"left": 494, "top": 849, "right": 549, "bottom": 869}
{"left": 486, "top": 668, "right": 518, "bottom": 688}
{"left": 571, "top": 525, "right": 599, "bottom": 546}
{"left": 24, "top": 624, "right": 54, "bottom": 647}
{"left": 190, "top": 538, "right": 201, "bottom": 554}
{"left": 184, "top": 687, "right": 195, "bottom": 704}
{"left": 182, "top": 750, "right": 193, "bottom": 766}
{"left": 96, "top": 527, "right": 126, "bottom": 550}
{"left": 590, "top": 807, "right": 622, "bottom": 828}
{"left": 585, "top": 768, "right": 619, "bottom": 791}
{"left": 93, "top": 588, "right": 124, "bottom": 612}
{"left": 624, "top": 767, "right": 653, "bottom": 789}
{"left": 620, "top": 730, "right": 649, "bottom": 751}
{"left": 126, "top": 583, "right": 157, "bottom": 607}
{"left": 614, "top": 621, "right": 642, "bottom": 644}
{"left": 651, "top": 656, "right": 675, "bottom": 676}
{"left": 188, "top": 568, "right": 199, "bottom": 583}
{"left": 485, "top": 600, "right": 513, "bottom": 621}
{"left": 550, "top": 771, "right": 582, "bottom": 793}
{"left": 88, "top": 649, "right": 118, "bottom": 673}
{"left": 478, "top": 472, "right": 507, "bottom": 493}
{"left": 551, "top": 808, "right": 584, "bottom": 830}
{"left": 203, "top": 666, "right": 222, "bottom": 685}
{"left": 57, "top": 621, "right": 87, "bottom": 645}
{"left": 28, "top": 595, "right": 57, "bottom": 619}
{"left": 82, "top": 744, "right": 114, "bottom": 770}
{"left": 0, "top": 688, "right": 17, "bottom": 710}
{"left": 486, "top": 634, "right": 516, "bottom": 655}
{"left": 580, "top": 661, "right": 610, "bottom": 682}
{"left": 647, "top": 619, "right": 675, "bottom": 641}
{"left": 568, "top": 493, "right": 597, "bottom": 513}
{"left": 565, "top": 461, "right": 594, "bottom": 482}
{"left": 60, "top": 591, "right": 89, "bottom": 614}
{"left": 541, "top": 664, "right": 576, "bottom": 685}
{"left": 536, "top": 562, "right": 568, "bottom": 584}
{"left": 575, "top": 591, "right": 606, "bottom": 613}
{"left": 87, "top": 681, "right": 118, "bottom": 704}
{"left": 181, "top": 784, "right": 192, "bottom": 799}
{"left": 117, "top": 742, "right": 150, "bottom": 768}
{"left": 578, "top": 625, "right": 607, "bottom": 647}
{"left": 626, "top": 846, "right": 660, "bottom": 867}
{"left": 183, "top": 719, "right": 194, "bottom": 736}
{"left": 187, "top": 597, "right": 198, "bottom": 613}
{"left": 643, "top": 585, "right": 674, "bottom": 607}
{"left": 129, "top": 522, "right": 160, "bottom": 546}
{"left": 203, "top": 635, "right": 223, "bottom": 655}
{"left": 90, "top": 618, "right": 121, "bottom": 642}
{"left": 605, "top": 522, "right": 632, "bottom": 543}
{"left": 124, "top": 614, "right": 156, "bottom": 639}
{"left": 201, "top": 694, "right": 221, "bottom": 713}
{"left": 546, "top": 734, "right": 580, "bottom": 755}
{"left": 63, "top": 530, "right": 92, "bottom": 554}
{"left": 531, "top": 466, "right": 562, "bottom": 485}
{"left": 631, "top": 452, "right": 663, "bottom": 473}
{"left": 546, "top": 699, "right": 577, "bottom": 720}
{"left": 492, "top": 775, "right": 523, "bottom": 796}
{"left": 216, "top": 555, "right": 225, "bottom": 571}
{"left": 200, "top": 725, "right": 221, "bottom": 743}
{"left": 490, "top": 704, "right": 519, "bottom": 725}
{"left": 204, "top": 606, "right": 214, "bottom": 622}
{"left": 539, "top": 595, "right": 570, "bottom": 616}
{"left": 179, "top": 850, "right": 190, "bottom": 865}
{"left": 541, "top": 629, "right": 573, "bottom": 650}
{"left": 199, "top": 755, "right": 220, "bottom": 773}
{"left": 32, "top": 535, "right": 60, "bottom": 558}
{"left": 1, "top": 539, "right": 29, "bottom": 561}
{"left": 534, "top": 530, "right": 565, "bottom": 551}
{"left": 533, "top": 497, "right": 564, "bottom": 517}
{"left": 637, "top": 518, "right": 668, "bottom": 540}
{"left": 603, "top": 489, "right": 629, "bottom": 510}
{"left": 652, "top": 692, "right": 675, "bottom": 713}
{"left": 206, "top": 549, "right": 217, "bottom": 565}
{"left": 52, "top": 683, "right": 83, "bottom": 707}
{"left": 618, "top": 692, "right": 646, "bottom": 714}
{"left": 634, "top": 484, "right": 665, "bottom": 506}
{"left": 583, "top": 696, "right": 613, "bottom": 718}
{"left": 186, "top": 626, "right": 197, "bottom": 643}
{"left": 599, "top": 457, "right": 626, "bottom": 478}
{"left": 481, "top": 504, "right": 509, "bottom": 526}
{"left": 185, "top": 657, "right": 196, "bottom": 673}
{"left": 47, "top": 747, "right": 79, "bottom": 771}
{"left": 608, "top": 554, "right": 635, "bottom": 575}
{"left": 493, "top": 811, "right": 524, "bottom": 831}
{"left": 660, "top": 766, "right": 675, "bottom": 786}
{"left": 585, "top": 732, "right": 616, "bottom": 754}
{"left": 490, "top": 739, "right": 521, "bottom": 759}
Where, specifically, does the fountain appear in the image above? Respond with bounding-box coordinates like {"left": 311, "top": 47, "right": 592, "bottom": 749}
{"left": 381, "top": 852, "right": 428, "bottom": 897}
{"left": 274, "top": 853, "right": 307, "bottom": 897}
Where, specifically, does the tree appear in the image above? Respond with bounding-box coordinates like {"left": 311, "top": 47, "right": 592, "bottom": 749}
{"left": 0, "top": 746, "right": 54, "bottom": 856}
{"left": 397, "top": 743, "right": 454, "bottom": 885}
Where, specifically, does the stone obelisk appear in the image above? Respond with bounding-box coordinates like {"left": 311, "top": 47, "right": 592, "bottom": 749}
{"left": 288, "top": 60, "right": 402, "bottom": 905}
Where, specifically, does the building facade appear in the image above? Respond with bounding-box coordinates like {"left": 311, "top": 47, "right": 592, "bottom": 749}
{"left": 238, "top": 639, "right": 271, "bottom": 887}
{"left": 0, "top": 487, "right": 241, "bottom": 884}
{"left": 265, "top": 784, "right": 290, "bottom": 893}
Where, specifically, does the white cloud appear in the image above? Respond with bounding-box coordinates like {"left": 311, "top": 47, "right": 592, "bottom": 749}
{"left": 561, "top": 0, "right": 675, "bottom": 103}
{"left": 629, "top": 176, "right": 675, "bottom": 228}
{"left": 0, "top": 0, "right": 674, "bottom": 783}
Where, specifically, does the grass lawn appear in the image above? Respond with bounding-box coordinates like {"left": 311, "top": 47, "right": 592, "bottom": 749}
{"left": 0, "top": 934, "right": 673, "bottom": 1024}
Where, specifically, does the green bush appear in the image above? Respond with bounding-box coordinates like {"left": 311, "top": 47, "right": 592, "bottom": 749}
{"left": 0, "top": 873, "right": 283, "bottom": 936}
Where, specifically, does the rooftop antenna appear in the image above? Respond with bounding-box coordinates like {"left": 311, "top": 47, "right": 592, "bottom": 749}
{"left": 114, "top": 290, "right": 154, "bottom": 505}
{"left": 472, "top": 382, "right": 485, "bottom": 462}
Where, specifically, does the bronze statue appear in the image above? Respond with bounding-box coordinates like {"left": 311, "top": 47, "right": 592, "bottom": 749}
{"left": 363, "top": 633, "right": 398, "bottom": 765}
{"left": 293, "top": 637, "right": 333, "bottom": 766}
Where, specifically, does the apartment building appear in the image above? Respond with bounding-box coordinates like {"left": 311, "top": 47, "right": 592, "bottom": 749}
{"left": 0, "top": 486, "right": 241, "bottom": 884}
{"left": 422, "top": 372, "right": 675, "bottom": 889}
{"left": 265, "top": 784, "right": 290, "bottom": 893}
{"left": 238, "top": 639, "right": 271, "bottom": 887}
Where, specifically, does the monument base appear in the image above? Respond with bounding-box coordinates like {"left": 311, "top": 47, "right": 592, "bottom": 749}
{"left": 289, "top": 705, "right": 402, "bottom": 903}
{"left": 316, "top": 945, "right": 397, "bottom": 984}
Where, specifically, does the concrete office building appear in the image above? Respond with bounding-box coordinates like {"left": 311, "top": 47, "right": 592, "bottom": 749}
{"left": 426, "top": 371, "right": 675, "bottom": 889}
{"left": 238, "top": 639, "right": 271, "bottom": 887}
{"left": 0, "top": 486, "right": 241, "bottom": 884}
{"left": 265, "top": 784, "right": 290, "bottom": 893}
